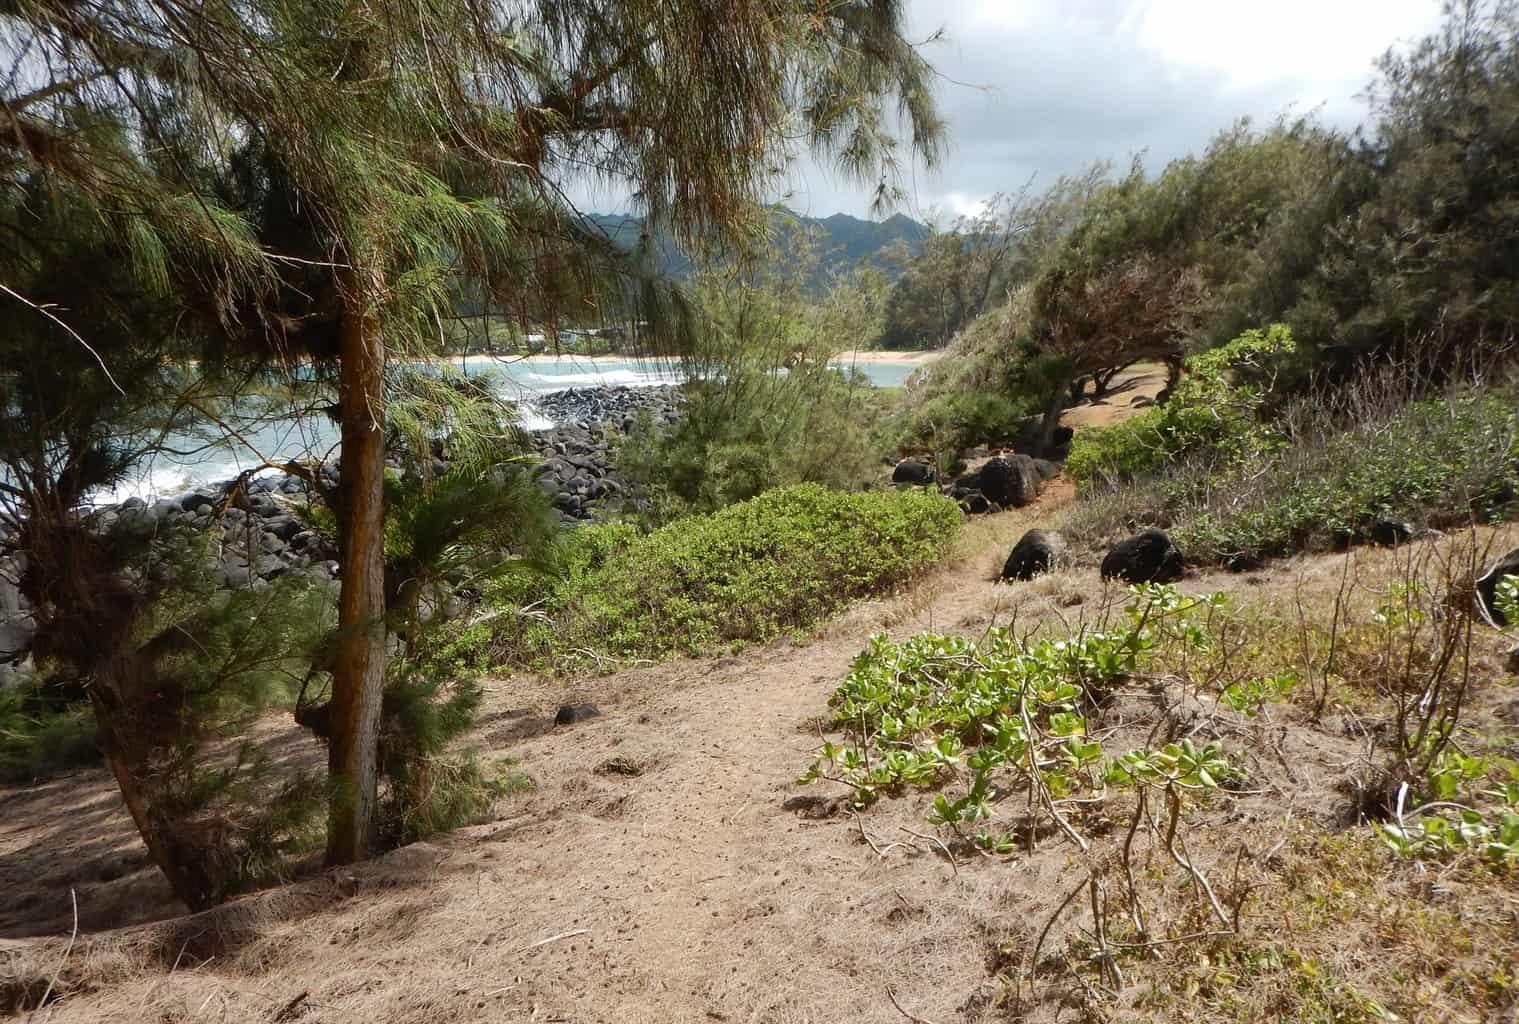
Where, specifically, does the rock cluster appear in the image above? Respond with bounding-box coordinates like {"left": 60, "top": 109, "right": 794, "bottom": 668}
{"left": 1001, "top": 529, "right": 1067, "bottom": 581}
{"left": 524, "top": 385, "right": 678, "bottom": 523}
{"left": 947, "top": 454, "right": 1060, "bottom": 514}
{"left": 533, "top": 384, "right": 681, "bottom": 433}
{"left": 1100, "top": 529, "right": 1186, "bottom": 584}
{"left": 0, "top": 472, "right": 341, "bottom": 685}
{"left": 0, "top": 385, "right": 682, "bottom": 680}
{"left": 116, "top": 474, "right": 342, "bottom": 589}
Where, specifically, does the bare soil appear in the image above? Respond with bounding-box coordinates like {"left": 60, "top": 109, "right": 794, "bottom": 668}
{"left": 4, "top": 377, "right": 1517, "bottom": 1022}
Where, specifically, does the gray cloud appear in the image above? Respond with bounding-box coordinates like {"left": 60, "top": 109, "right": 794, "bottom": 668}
{"left": 566, "top": 1, "right": 1444, "bottom": 222}
{"left": 780, "top": 0, "right": 1442, "bottom": 221}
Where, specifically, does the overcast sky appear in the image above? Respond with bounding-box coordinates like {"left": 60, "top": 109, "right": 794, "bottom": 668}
{"left": 769, "top": 0, "right": 1448, "bottom": 223}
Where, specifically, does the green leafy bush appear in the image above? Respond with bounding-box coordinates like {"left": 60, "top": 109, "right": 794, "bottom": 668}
{"left": 800, "top": 584, "right": 1239, "bottom": 848}
{"left": 893, "top": 390, "right": 1035, "bottom": 459}
{"left": 495, "top": 484, "right": 958, "bottom": 664}
{"left": 1066, "top": 324, "right": 1297, "bottom": 486}
{"left": 1375, "top": 749, "right": 1519, "bottom": 866}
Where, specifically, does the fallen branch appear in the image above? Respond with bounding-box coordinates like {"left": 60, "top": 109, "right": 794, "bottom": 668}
{"left": 270, "top": 990, "right": 310, "bottom": 1023}
{"left": 886, "top": 985, "right": 941, "bottom": 1024}
{"left": 900, "top": 826, "right": 959, "bottom": 877}
{"left": 519, "top": 928, "right": 589, "bottom": 953}
{"left": 28, "top": 887, "right": 78, "bottom": 1021}
{"left": 852, "top": 811, "right": 911, "bottom": 858}
{"left": 1024, "top": 874, "right": 1090, "bottom": 1004}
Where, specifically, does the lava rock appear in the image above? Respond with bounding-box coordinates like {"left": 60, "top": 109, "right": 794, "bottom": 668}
{"left": 1001, "top": 529, "right": 1067, "bottom": 581}
{"left": 1101, "top": 529, "right": 1185, "bottom": 584}
{"left": 0, "top": 618, "right": 35, "bottom": 662}
{"left": 892, "top": 459, "right": 936, "bottom": 485}
{"left": 263, "top": 514, "right": 302, "bottom": 542}
{"left": 555, "top": 703, "right": 601, "bottom": 726}
{"left": 1031, "top": 459, "right": 1063, "bottom": 483}
{"left": 957, "top": 455, "right": 1041, "bottom": 509}
{"left": 958, "top": 493, "right": 992, "bottom": 516}
{"left": 1476, "top": 546, "right": 1519, "bottom": 627}
{"left": 1367, "top": 519, "right": 1414, "bottom": 547}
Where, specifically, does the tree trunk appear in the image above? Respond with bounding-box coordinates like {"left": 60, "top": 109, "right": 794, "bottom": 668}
{"left": 90, "top": 686, "right": 222, "bottom": 912}
{"left": 1037, "top": 374, "right": 1071, "bottom": 455}
{"left": 326, "top": 268, "right": 388, "bottom": 866}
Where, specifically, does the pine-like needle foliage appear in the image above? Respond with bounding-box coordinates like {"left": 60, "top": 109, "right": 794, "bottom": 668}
{"left": 1, "top": 0, "right": 946, "bottom": 891}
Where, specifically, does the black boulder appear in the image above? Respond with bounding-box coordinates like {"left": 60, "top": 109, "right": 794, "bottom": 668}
{"left": 1101, "top": 529, "right": 1185, "bottom": 584}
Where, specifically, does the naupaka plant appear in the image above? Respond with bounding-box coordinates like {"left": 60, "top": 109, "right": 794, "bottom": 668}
{"left": 799, "top": 585, "right": 1234, "bottom": 851}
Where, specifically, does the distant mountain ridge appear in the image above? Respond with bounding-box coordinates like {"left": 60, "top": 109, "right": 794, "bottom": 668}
{"left": 582, "top": 207, "right": 929, "bottom": 287}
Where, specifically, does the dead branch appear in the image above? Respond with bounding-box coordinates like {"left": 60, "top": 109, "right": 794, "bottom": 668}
{"left": 885, "top": 985, "right": 941, "bottom": 1024}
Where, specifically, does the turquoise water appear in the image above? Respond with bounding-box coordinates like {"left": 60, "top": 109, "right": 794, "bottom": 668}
{"left": 102, "top": 355, "right": 922, "bottom": 502}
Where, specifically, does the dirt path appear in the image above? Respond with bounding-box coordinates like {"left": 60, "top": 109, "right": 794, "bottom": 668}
{"left": 9, "top": 478, "right": 1518, "bottom": 1022}
{"left": 0, "top": 370, "right": 1184, "bottom": 1023}
{"left": 3, "top": 488, "right": 1108, "bottom": 1023}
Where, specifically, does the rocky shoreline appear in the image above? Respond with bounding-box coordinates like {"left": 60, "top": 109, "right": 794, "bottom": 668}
{"left": 0, "top": 384, "right": 682, "bottom": 673}
{"left": 526, "top": 385, "right": 680, "bottom": 522}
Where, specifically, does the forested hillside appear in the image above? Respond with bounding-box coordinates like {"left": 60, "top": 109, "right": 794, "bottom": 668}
{"left": 584, "top": 207, "right": 929, "bottom": 287}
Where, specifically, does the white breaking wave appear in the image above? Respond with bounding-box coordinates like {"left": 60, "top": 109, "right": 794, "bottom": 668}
{"left": 90, "top": 456, "right": 269, "bottom": 506}
{"left": 508, "top": 367, "right": 683, "bottom": 391}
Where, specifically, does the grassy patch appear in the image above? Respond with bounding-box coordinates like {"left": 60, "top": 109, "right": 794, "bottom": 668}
{"left": 0, "top": 695, "right": 98, "bottom": 783}
{"left": 1066, "top": 389, "right": 1519, "bottom": 567}
{"left": 801, "top": 533, "right": 1519, "bottom": 1021}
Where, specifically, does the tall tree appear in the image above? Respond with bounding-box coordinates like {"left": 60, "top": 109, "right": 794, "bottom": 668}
{"left": 1, "top": 0, "right": 944, "bottom": 876}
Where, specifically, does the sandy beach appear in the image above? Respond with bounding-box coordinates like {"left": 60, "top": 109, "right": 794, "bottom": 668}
{"left": 830, "top": 348, "right": 942, "bottom": 365}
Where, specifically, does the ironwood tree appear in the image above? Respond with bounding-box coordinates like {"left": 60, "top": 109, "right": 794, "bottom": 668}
{"left": 0, "top": 0, "right": 945, "bottom": 897}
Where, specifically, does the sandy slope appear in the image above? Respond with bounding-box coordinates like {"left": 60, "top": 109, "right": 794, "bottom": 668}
{"left": 18, "top": 367, "right": 1514, "bottom": 1022}
{"left": 2, "top": 492, "right": 1093, "bottom": 1023}
{"left": 0, "top": 366, "right": 1160, "bottom": 1024}
{"left": 16, "top": 484, "right": 1496, "bottom": 1023}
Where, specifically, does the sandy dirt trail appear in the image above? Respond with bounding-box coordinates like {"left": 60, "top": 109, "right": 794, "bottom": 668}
{"left": 0, "top": 366, "right": 1189, "bottom": 1022}
{"left": 4, "top": 489, "right": 1106, "bottom": 1024}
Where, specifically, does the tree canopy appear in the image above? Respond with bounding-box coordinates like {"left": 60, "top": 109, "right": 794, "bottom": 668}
{"left": 0, "top": 0, "right": 946, "bottom": 899}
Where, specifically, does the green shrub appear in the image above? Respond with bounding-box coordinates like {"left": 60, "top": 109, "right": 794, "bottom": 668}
{"left": 1066, "top": 324, "right": 1297, "bottom": 486}
{"left": 498, "top": 484, "right": 958, "bottom": 663}
{"left": 893, "top": 390, "right": 1034, "bottom": 458}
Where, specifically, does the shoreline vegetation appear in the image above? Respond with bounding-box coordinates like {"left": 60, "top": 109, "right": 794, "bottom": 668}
{"left": 7, "top": 3, "right": 1519, "bottom": 1023}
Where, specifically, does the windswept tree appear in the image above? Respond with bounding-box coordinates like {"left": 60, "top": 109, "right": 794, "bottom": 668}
{"left": 1028, "top": 256, "right": 1206, "bottom": 446}
{"left": 0, "top": 0, "right": 944, "bottom": 892}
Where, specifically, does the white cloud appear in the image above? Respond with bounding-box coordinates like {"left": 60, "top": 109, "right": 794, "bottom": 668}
{"left": 1126, "top": 0, "right": 1441, "bottom": 90}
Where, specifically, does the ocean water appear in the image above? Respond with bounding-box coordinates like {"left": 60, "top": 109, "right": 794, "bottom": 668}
{"left": 90, "top": 355, "right": 918, "bottom": 503}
